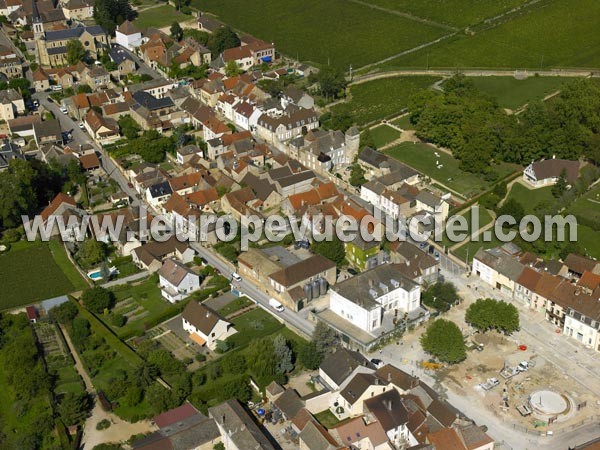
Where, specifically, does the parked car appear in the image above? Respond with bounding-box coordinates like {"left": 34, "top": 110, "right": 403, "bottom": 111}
{"left": 269, "top": 298, "right": 285, "bottom": 312}
{"left": 51, "top": 85, "right": 63, "bottom": 91}
{"left": 33, "top": 99, "right": 39, "bottom": 108}
{"left": 79, "top": 122, "right": 85, "bottom": 129}
{"left": 232, "top": 272, "right": 242, "bottom": 282}
{"left": 370, "top": 358, "right": 384, "bottom": 368}
{"left": 347, "top": 268, "right": 358, "bottom": 276}
{"left": 59, "top": 106, "right": 68, "bottom": 114}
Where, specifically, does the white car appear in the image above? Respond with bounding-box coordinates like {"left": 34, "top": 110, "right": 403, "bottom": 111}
{"left": 232, "top": 272, "right": 242, "bottom": 282}
{"left": 79, "top": 122, "right": 85, "bottom": 129}
{"left": 269, "top": 298, "right": 285, "bottom": 312}
{"left": 51, "top": 85, "right": 62, "bottom": 91}
{"left": 59, "top": 107, "right": 68, "bottom": 114}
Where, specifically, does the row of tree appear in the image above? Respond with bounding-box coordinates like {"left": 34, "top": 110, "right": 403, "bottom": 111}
{"left": 409, "top": 76, "right": 600, "bottom": 174}
{"left": 421, "top": 298, "right": 520, "bottom": 364}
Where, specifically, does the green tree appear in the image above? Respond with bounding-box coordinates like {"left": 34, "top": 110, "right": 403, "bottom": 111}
{"left": 93, "top": 0, "right": 136, "bottom": 35}
{"left": 497, "top": 198, "right": 525, "bottom": 224}
{"left": 146, "top": 383, "right": 178, "bottom": 414}
{"left": 360, "top": 128, "right": 376, "bottom": 149}
{"left": 170, "top": 22, "right": 183, "bottom": 41}
{"left": 76, "top": 239, "right": 108, "bottom": 268}
{"left": 225, "top": 60, "right": 243, "bottom": 76}
{"left": 133, "top": 361, "right": 159, "bottom": 388}
{"left": 81, "top": 286, "right": 115, "bottom": 313}
{"left": 420, "top": 319, "right": 466, "bottom": 364}
{"left": 312, "top": 236, "right": 345, "bottom": 265}
{"left": 312, "top": 320, "right": 337, "bottom": 357}
{"left": 349, "top": 164, "right": 366, "bottom": 187}
{"left": 552, "top": 168, "right": 569, "bottom": 198}
{"left": 465, "top": 298, "right": 519, "bottom": 334}
{"left": 246, "top": 337, "right": 277, "bottom": 385}
{"left": 118, "top": 114, "right": 141, "bottom": 140}
{"left": 422, "top": 282, "right": 460, "bottom": 312}
{"left": 207, "top": 26, "right": 240, "bottom": 56}
{"left": 273, "top": 334, "right": 293, "bottom": 374}
{"left": 59, "top": 392, "right": 91, "bottom": 425}
{"left": 297, "top": 341, "right": 322, "bottom": 369}
{"left": 50, "top": 301, "right": 79, "bottom": 324}
{"left": 213, "top": 443, "right": 225, "bottom": 450}
{"left": 313, "top": 66, "right": 346, "bottom": 100}
{"left": 71, "top": 316, "right": 91, "bottom": 345}
{"left": 221, "top": 353, "right": 246, "bottom": 374}
{"left": 66, "top": 40, "right": 86, "bottom": 65}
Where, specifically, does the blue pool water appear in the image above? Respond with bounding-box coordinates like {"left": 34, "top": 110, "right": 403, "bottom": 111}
{"left": 89, "top": 271, "right": 102, "bottom": 280}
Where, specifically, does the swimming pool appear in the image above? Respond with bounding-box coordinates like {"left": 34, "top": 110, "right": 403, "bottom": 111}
{"left": 87, "top": 266, "right": 119, "bottom": 280}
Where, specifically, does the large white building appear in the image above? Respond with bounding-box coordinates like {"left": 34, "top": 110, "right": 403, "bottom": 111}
{"left": 182, "top": 301, "right": 237, "bottom": 350}
{"left": 329, "top": 264, "right": 420, "bottom": 333}
{"left": 115, "top": 20, "right": 143, "bottom": 50}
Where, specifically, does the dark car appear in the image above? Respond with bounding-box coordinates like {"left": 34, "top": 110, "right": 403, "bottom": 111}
{"left": 370, "top": 358, "right": 384, "bottom": 368}
{"left": 347, "top": 268, "right": 358, "bottom": 276}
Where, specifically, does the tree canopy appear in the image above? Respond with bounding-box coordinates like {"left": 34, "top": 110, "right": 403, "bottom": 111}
{"left": 207, "top": 26, "right": 240, "bottom": 56}
{"left": 465, "top": 298, "right": 520, "bottom": 334}
{"left": 66, "top": 40, "right": 86, "bottom": 65}
{"left": 409, "top": 76, "right": 600, "bottom": 174}
{"left": 93, "top": 0, "right": 136, "bottom": 35}
{"left": 312, "top": 236, "right": 346, "bottom": 265}
{"left": 81, "top": 286, "right": 115, "bottom": 313}
{"left": 422, "top": 281, "right": 460, "bottom": 312}
{"left": 420, "top": 319, "right": 466, "bottom": 364}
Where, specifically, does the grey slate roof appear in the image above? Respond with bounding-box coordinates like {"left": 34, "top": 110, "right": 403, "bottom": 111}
{"left": 332, "top": 264, "right": 419, "bottom": 310}
{"left": 133, "top": 90, "right": 174, "bottom": 110}
{"left": 208, "top": 399, "right": 276, "bottom": 450}
{"left": 148, "top": 181, "right": 172, "bottom": 198}
{"left": 319, "top": 347, "right": 371, "bottom": 387}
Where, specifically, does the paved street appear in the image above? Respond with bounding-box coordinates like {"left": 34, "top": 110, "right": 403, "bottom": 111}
{"left": 33, "top": 91, "right": 139, "bottom": 205}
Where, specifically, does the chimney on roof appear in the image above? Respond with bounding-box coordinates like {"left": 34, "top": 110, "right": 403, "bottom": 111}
{"left": 387, "top": 372, "right": 391, "bottom": 382}
{"left": 385, "top": 400, "right": 392, "bottom": 411}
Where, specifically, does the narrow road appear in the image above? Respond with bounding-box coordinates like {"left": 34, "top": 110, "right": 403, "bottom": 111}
{"left": 351, "top": 69, "right": 597, "bottom": 84}
{"left": 101, "top": 270, "right": 150, "bottom": 288}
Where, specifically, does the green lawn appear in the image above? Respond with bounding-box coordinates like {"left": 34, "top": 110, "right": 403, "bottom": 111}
{"left": 465, "top": 76, "right": 567, "bottom": 109}
{"left": 363, "top": 0, "right": 529, "bottom": 28}
{"left": 0, "top": 240, "right": 79, "bottom": 310}
{"left": 331, "top": 76, "right": 440, "bottom": 125}
{"left": 385, "top": 142, "right": 518, "bottom": 198}
{"left": 575, "top": 224, "right": 600, "bottom": 260}
{"left": 441, "top": 206, "right": 493, "bottom": 249}
{"left": 218, "top": 296, "right": 254, "bottom": 317}
{"left": 568, "top": 184, "right": 600, "bottom": 225}
{"left": 134, "top": 5, "right": 193, "bottom": 30}
{"left": 391, "top": 115, "right": 415, "bottom": 130}
{"left": 192, "top": 0, "right": 448, "bottom": 69}
{"left": 314, "top": 409, "right": 341, "bottom": 428}
{"left": 505, "top": 183, "right": 554, "bottom": 215}
{"left": 369, "top": 125, "right": 401, "bottom": 148}
{"left": 226, "top": 308, "right": 285, "bottom": 350}
{"left": 379, "top": 0, "right": 600, "bottom": 70}
{"left": 452, "top": 232, "right": 505, "bottom": 262}
{"left": 48, "top": 239, "right": 89, "bottom": 291}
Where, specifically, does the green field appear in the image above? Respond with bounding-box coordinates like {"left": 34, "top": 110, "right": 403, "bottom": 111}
{"left": 441, "top": 206, "right": 493, "bottom": 249}
{"left": 331, "top": 76, "right": 440, "bottom": 125}
{"left": 134, "top": 5, "right": 193, "bottom": 30}
{"left": 464, "top": 76, "right": 567, "bottom": 109}
{"left": 225, "top": 308, "right": 285, "bottom": 350}
{"left": 391, "top": 115, "right": 415, "bottom": 130}
{"left": 380, "top": 0, "right": 600, "bottom": 70}
{"left": 575, "top": 224, "right": 600, "bottom": 260}
{"left": 369, "top": 125, "right": 401, "bottom": 148}
{"left": 192, "top": 0, "right": 448, "bottom": 68}
{"left": 363, "top": 0, "right": 529, "bottom": 28}
{"left": 385, "top": 142, "right": 518, "bottom": 197}
{"left": 505, "top": 183, "right": 554, "bottom": 214}
{"left": 0, "top": 241, "right": 81, "bottom": 310}
{"left": 568, "top": 184, "right": 600, "bottom": 225}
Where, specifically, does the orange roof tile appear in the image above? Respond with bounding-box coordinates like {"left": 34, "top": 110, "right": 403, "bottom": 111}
{"left": 41, "top": 193, "right": 76, "bottom": 222}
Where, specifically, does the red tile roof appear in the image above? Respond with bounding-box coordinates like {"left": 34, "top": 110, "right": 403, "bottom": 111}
{"left": 41, "top": 193, "right": 76, "bottom": 222}
{"left": 79, "top": 153, "right": 100, "bottom": 170}
{"left": 153, "top": 403, "right": 198, "bottom": 428}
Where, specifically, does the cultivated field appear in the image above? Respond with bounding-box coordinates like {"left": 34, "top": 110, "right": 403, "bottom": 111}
{"left": 331, "top": 76, "right": 440, "bottom": 125}
{"left": 192, "top": 0, "right": 448, "bottom": 68}
{"left": 0, "top": 241, "right": 81, "bottom": 310}
{"left": 379, "top": 0, "right": 600, "bottom": 70}
{"left": 362, "top": 0, "right": 529, "bottom": 28}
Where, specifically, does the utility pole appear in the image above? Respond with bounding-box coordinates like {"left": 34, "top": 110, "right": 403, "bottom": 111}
{"left": 349, "top": 64, "right": 353, "bottom": 81}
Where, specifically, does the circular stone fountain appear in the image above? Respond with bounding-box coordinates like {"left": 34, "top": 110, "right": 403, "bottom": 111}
{"left": 529, "top": 390, "right": 570, "bottom": 419}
